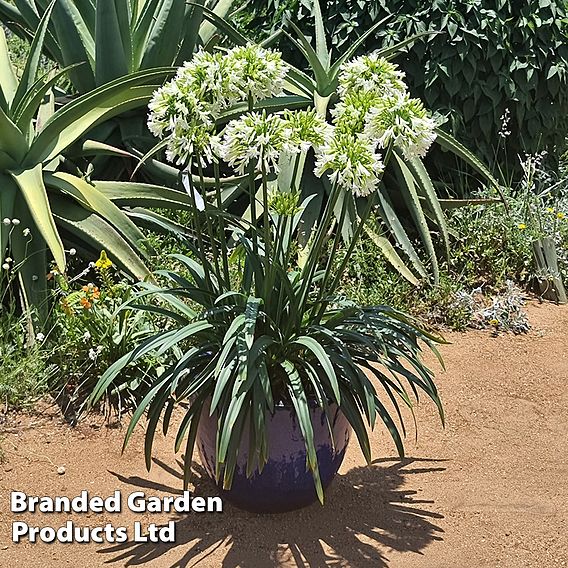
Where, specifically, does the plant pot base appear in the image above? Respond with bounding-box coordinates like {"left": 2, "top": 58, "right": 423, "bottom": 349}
{"left": 196, "top": 402, "right": 351, "bottom": 513}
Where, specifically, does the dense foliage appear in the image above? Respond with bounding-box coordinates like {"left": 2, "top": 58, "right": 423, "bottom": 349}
{"left": 235, "top": 0, "right": 568, "bottom": 168}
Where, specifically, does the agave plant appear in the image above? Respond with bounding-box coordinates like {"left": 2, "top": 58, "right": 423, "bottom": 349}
{"left": 197, "top": 0, "right": 505, "bottom": 285}
{"left": 91, "top": 44, "right": 445, "bottom": 502}
{"left": 0, "top": 0, "right": 234, "bottom": 92}
{"left": 0, "top": 6, "right": 188, "bottom": 320}
{"left": 0, "top": 0, "right": 236, "bottom": 182}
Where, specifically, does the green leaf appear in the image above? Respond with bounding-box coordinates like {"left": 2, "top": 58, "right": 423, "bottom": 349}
{"left": 0, "top": 28, "right": 18, "bottom": 109}
{"left": 11, "top": 1, "right": 56, "bottom": 113}
{"left": 0, "top": 106, "right": 27, "bottom": 162}
{"left": 50, "top": 194, "right": 151, "bottom": 280}
{"left": 140, "top": 0, "right": 186, "bottom": 70}
{"left": 393, "top": 152, "right": 439, "bottom": 284}
{"left": 407, "top": 157, "right": 450, "bottom": 259}
{"left": 292, "top": 336, "right": 340, "bottom": 403}
{"left": 94, "top": 0, "right": 131, "bottom": 84}
{"left": 376, "top": 188, "right": 428, "bottom": 280}
{"left": 9, "top": 164, "right": 66, "bottom": 271}
{"left": 25, "top": 68, "right": 174, "bottom": 165}
{"left": 283, "top": 359, "right": 324, "bottom": 504}
{"left": 52, "top": 0, "right": 96, "bottom": 92}
{"left": 199, "top": 0, "right": 234, "bottom": 46}
{"left": 364, "top": 224, "right": 420, "bottom": 285}
{"left": 45, "top": 172, "right": 148, "bottom": 255}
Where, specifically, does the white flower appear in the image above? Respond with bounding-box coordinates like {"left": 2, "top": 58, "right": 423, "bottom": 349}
{"left": 315, "top": 132, "right": 384, "bottom": 197}
{"left": 83, "top": 331, "right": 91, "bottom": 341}
{"left": 69, "top": 248, "right": 77, "bottom": 256}
{"left": 216, "top": 112, "right": 287, "bottom": 175}
{"left": 147, "top": 82, "right": 216, "bottom": 167}
{"left": 332, "top": 90, "right": 382, "bottom": 136}
{"left": 11, "top": 218, "right": 20, "bottom": 225}
{"left": 365, "top": 92, "right": 437, "bottom": 160}
{"left": 2, "top": 218, "right": 10, "bottom": 226}
{"left": 176, "top": 50, "right": 241, "bottom": 114}
{"left": 4, "top": 257, "right": 12, "bottom": 263}
{"left": 23, "top": 228, "right": 31, "bottom": 237}
{"left": 338, "top": 53, "right": 407, "bottom": 97}
{"left": 35, "top": 332, "right": 45, "bottom": 342}
{"left": 2, "top": 263, "right": 9, "bottom": 270}
{"left": 88, "top": 348, "right": 97, "bottom": 361}
{"left": 282, "top": 109, "right": 333, "bottom": 153}
{"left": 226, "top": 44, "right": 289, "bottom": 103}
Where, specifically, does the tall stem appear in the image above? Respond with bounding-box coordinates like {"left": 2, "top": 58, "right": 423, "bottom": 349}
{"left": 214, "top": 160, "right": 231, "bottom": 286}
{"left": 260, "top": 162, "right": 271, "bottom": 282}
{"left": 185, "top": 161, "right": 212, "bottom": 291}
{"left": 315, "top": 192, "right": 349, "bottom": 311}
{"left": 197, "top": 160, "right": 222, "bottom": 286}
{"left": 247, "top": 95, "right": 259, "bottom": 260}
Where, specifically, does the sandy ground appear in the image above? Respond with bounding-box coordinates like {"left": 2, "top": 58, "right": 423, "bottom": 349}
{"left": 0, "top": 300, "right": 567, "bottom": 567}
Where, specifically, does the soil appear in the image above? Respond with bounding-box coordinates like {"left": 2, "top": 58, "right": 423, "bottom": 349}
{"left": 0, "top": 300, "right": 567, "bottom": 568}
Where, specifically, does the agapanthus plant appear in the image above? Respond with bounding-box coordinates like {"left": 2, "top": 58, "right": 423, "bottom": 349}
{"left": 91, "top": 45, "right": 444, "bottom": 502}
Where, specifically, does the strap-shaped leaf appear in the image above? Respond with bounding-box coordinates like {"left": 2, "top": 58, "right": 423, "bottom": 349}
{"left": 46, "top": 172, "right": 147, "bottom": 255}
{"left": 407, "top": 156, "right": 450, "bottom": 259}
{"left": 376, "top": 187, "right": 428, "bottom": 279}
{"left": 11, "top": 1, "right": 56, "bottom": 113}
{"left": 50, "top": 194, "right": 150, "bottom": 280}
{"left": 95, "top": 0, "right": 132, "bottom": 85}
{"left": 13, "top": 64, "right": 83, "bottom": 131}
{"left": 9, "top": 164, "right": 65, "bottom": 271}
{"left": 139, "top": 0, "right": 185, "bottom": 70}
{"left": 292, "top": 335, "right": 340, "bottom": 403}
{"left": 0, "top": 106, "right": 27, "bottom": 161}
{"left": 52, "top": 0, "right": 96, "bottom": 92}
{"left": 0, "top": 28, "right": 18, "bottom": 109}
{"left": 364, "top": 224, "right": 420, "bottom": 285}
{"left": 199, "top": 0, "right": 234, "bottom": 46}
{"left": 25, "top": 68, "right": 173, "bottom": 165}
{"left": 435, "top": 127, "right": 506, "bottom": 202}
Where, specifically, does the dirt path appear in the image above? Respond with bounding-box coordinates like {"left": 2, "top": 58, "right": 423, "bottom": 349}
{"left": 0, "top": 301, "right": 567, "bottom": 567}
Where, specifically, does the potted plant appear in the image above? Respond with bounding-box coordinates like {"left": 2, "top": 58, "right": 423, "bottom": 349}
{"left": 91, "top": 44, "right": 445, "bottom": 512}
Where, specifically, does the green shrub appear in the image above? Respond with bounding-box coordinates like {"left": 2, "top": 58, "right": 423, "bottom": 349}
{"left": 235, "top": 0, "right": 568, "bottom": 170}
{"left": 48, "top": 252, "right": 165, "bottom": 419}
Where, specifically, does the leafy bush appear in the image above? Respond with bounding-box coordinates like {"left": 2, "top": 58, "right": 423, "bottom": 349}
{"left": 235, "top": 0, "right": 568, "bottom": 168}
{"left": 48, "top": 251, "right": 164, "bottom": 419}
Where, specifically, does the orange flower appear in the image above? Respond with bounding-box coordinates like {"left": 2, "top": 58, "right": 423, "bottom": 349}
{"left": 80, "top": 297, "right": 92, "bottom": 309}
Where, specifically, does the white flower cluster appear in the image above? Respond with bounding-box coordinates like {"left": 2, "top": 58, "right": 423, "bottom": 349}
{"left": 314, "top": 52, "right": 437, "bottom": 196}
{"left": 147, "top": 45, "right": 288, "bottom": 166}
{"left": 214, "top": 109, "right": 332, "bottom": 175}
{"left": 147, "top": 46, "right": 436, "bottom": 198}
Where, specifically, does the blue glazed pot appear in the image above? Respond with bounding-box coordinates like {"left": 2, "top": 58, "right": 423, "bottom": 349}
{"left": 196, "top": 399, "right": 351, "bottom": 513}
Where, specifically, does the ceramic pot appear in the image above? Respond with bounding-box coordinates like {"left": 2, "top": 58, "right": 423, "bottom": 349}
{"left": 196, "top": 399, "right": 351, "bottom": 513}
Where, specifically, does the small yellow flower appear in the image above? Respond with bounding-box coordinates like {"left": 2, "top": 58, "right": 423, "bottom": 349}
{"left": 95, "top": 250, "right": 113, "bottom": 270}
{"left": 557, "top": 212, "right": 565, "bottom": 220}
{"left": 546, "top": 207, "right": 554, "bottom": 213}
{"left": 517, "top": 223, "right": 526, "bottom": 230}
{"left": 489, "top": 318, "right": 499, "bottom": 326}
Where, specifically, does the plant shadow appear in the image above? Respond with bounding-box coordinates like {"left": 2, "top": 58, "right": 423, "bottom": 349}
{"left": 101, "top": 457, "right": 445, "bottom": 567}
